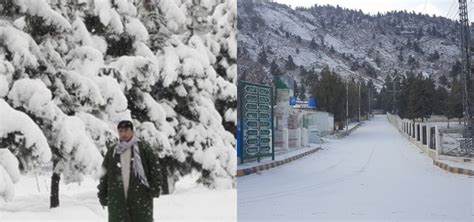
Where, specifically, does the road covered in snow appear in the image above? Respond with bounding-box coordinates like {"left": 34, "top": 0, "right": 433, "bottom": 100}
{"left": 238, "top": 115, "right": 473, "bottom": 221}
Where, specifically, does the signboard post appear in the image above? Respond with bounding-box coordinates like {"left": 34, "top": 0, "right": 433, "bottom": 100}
{"left": 239, "top": 81, "right": 274, "bottom": 164}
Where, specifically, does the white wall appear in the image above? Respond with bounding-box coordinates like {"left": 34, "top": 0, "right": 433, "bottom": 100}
{"left": 307, "top": 111, "right": 334, "bottom": 133}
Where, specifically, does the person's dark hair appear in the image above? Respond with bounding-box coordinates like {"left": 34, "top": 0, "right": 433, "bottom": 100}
{"left": 117, "top": 120, "right": 134, "bottom": 131}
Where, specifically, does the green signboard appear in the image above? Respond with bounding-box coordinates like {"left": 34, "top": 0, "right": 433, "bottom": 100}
{"left": 239, "top": 81, "right": 274, "bottom": 163}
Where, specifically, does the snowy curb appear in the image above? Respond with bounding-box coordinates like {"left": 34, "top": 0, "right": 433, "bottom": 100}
{"left": 346, "top": 122, "right": 362, "bottom": 135}
{"left": 333, "top": 122, "right": 363, "bottom": 137}
{"left": 433, "top": 159, "right": 474, "bottom": 176}
{"left": 236, "top": 147, "right": 322, "bottom": 177}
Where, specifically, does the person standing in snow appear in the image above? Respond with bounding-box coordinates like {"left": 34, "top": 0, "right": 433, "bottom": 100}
{"left": 98, "top": 120, "right": 161, "bottom": 222}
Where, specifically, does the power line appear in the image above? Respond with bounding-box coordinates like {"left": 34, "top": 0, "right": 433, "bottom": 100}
{"left": 422, "top": 0, "right": 428, "bottom": 14}
{"left": 469, "top": 0, "right": 474, "bottom": 14}
{"left": 449, "top": 10, "right": 460, "bottom": 21}
{"left": 446, "top": 0, "right": 457, "bottom": 19}
{"left": 449, "top": 3, "right": 460, "bottom": 20}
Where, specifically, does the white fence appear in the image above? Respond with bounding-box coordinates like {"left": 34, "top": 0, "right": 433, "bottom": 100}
{"left": 387, "top": 114, "right": 473, "bottom": 161}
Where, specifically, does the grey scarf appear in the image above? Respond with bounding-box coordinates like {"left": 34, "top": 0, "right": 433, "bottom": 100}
{"left": 115, "top": 136, "right": 150, "bottom": 188}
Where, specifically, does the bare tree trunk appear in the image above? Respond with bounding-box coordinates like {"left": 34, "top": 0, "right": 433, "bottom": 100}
{"left": 159, "top": 158, "right": 169, "bottom": 195}
{"left": 50, "top": 159, "right": 60, "bottom": 208}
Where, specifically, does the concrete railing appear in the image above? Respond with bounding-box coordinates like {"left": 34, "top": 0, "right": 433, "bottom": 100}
{"left": 387, "top": 114, "right": 473, "bottom": 162}
{"left": 387, "top": 114, "right": 439, "bottom": 160}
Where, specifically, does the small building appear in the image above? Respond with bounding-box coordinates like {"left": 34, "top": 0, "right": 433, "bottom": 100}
{"left": 273, "top": 76, "right": 335, "bottom": 150}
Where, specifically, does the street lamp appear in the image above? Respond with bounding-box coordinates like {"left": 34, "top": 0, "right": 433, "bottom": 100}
{"left": 358, "top": 80, "right": 361, "bottom": 122}
{"left": 368, "top": 88, "right": 378, "bottom": 119}
{"left": 346, "top": 78, "right": 349, "bottom": 134}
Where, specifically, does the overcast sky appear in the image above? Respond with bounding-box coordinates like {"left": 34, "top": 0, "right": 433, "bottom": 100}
{"left": 273, "top": 0, "right": 473, "bottom": 21}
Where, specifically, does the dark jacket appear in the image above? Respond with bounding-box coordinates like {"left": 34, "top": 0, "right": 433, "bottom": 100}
{"left": 98, "top": 141, "right": 161, "bottom": 222}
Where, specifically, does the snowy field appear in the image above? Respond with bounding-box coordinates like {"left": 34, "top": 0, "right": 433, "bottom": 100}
{"left": 238, "top": 115, "right": 474, "bottom": 221}
{"left": 0, "top": 173, "right": 236, "bottom": 222}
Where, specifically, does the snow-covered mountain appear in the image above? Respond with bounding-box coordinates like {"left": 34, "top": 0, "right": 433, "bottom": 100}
{"left": 238, "top": 0, "right": 462, "bottom": 88}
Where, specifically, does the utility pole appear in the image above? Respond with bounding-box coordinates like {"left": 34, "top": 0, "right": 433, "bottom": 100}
{"left": 392, "top": 80, "right": 396, "bottom": 114}
{"left": 459, "top": 0, "right": 471, "bottom": 127}
{"left": 386, "top": 80, "right": 401, "bottom": 114}
{"left": 358, "top": 80, "right": 361, "bottom": 122}
{"left": 368, "top": 87, "right": 371, "bottom": 120}
{"left": 346, "top": 78, "right": 349, "bottom": 134}
{"left": 457, "top": 0, "right": 473, "bottom": 151}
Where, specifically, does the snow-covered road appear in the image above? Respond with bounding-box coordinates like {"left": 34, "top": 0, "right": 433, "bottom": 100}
{"left": 238, "top": 115, "right": 474, "bottom": 221}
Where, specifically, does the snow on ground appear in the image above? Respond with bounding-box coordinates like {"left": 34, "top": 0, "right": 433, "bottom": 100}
{"left": 427, "top": 122, "right": 466, "bottom": 129}
{"left": 238, "top": 115, "right": 474, "bottom": 221}
{"left": 0, "top": 172, "right": 236, "bottom": 222}
{"left": 343, "top": 121, "right": 360, "bottom": 131}
{"left": 259, "top": 7, "right": 313, "bottom": 41}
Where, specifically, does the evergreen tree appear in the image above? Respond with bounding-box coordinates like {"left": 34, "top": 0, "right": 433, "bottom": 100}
{"left": 0, "top": 0, "right": 237, "bottom": 203}
{"left": 364, "top": 62, "right": 377, "bottom": 78}
{"left": 377, "top": 86, "right": 389, "bottom": 112}
{"left": 450, "top": 60, "right": 462, "bottom": 81}
{"left": 407, "top": 56, "right": 417, "bottom": 68}
{"left": 311, "top": 67, "right": 346, "bottom": 129}
{"left": 285, "top": 55, "right": 296, "bottom": 70}
{"left": 439, "top": 75, "right": 448, "bottom": 86}
{"left": 416, "top": 27, "right": 423, "bottom": 40}
{"left": 319, "top": 34, "right": 325, "bottom": 46}
{"left": 413, "top": 41, "right": 423, "bottom": 54}
{"left": 398, "top": 72, "right": 415, "bottom": 119}
{"left": 258, "top": 47, "right": 268, "bottom": 64}
{"left": 447, "top": 80, "right": 464, "bottom": 123}
{"left": 382, "top": 75, "right": 394, "bottom": 113}
{"left": 359, "top": 80, "right": 369, "bottom": 116}
{"left": 375, "top": 56, "right": 382, "bottom": 67}
{"left": 433, "top": 86, "right": 448, "bottom": 116}
{"left": 270, "top": 59, "right": 281, "bottom": 76}
{"left": 299, "top": 84, "right": 307, "bottom": 100}
{"left": 310, "top": 37, "right": 318, "bottom": 49}
{"left": 428, "top": 50, "right": 440, "bottom": 62}
{"left": 350, "top": 61, "right": 360, "bottom": 71}
{"left": 398, "top": 73, "right": 435, "bottom": 121}
{"left": 398, "top": 49, "right": 404, "bottom": 62}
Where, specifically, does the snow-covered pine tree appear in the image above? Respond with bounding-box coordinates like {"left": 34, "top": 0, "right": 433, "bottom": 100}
{"left": 0, "top": 98, "right": 51, "bottom": 201}
{"left": 0, "top": 0, "right": 236, "bottom": 204}
{"left": 0, "top": 2, "right": 103, "bottom": 206}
